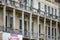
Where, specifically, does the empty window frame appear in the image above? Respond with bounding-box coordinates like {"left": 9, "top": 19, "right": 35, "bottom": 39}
{"left": 10, "top": 17, "right": 13, "bottom": 29}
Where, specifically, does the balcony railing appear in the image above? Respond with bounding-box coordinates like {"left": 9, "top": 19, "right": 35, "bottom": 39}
{"left": 24, "top": 31, "right": 38, "bottom": 39}
{"left": 0, "top": 26, "right": 38, "bottom": 39}
{"left": 31, "top": 32, "right": 38, "bottom": 39}
{"left": 39, "top": 34, "right": 44, "bottom": 39}
{"left": 0, "top": 26, "right": 4, "bottom": 31}
{"left": 6, "top": 27, "right": 15, "bottom": 33}
{"left": 4, "top": 27, "right": 22, "bottom": 35}
{"left": 52, "top": 36, "right": 56, "bottom": 40}
{"left": 24, "top": 31, "right": 30, "bottom": 38}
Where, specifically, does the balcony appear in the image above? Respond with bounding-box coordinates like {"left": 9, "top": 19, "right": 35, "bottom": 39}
{"left": 46, "top": 13, "right": 58, "bottom": 20}
{"left": 24, "top": 31, "right": 38, "bottom": 39}
{"left": 0, "top": 0, "right": 59, "bottom": 20}
{"left": 0, "top": 26, "right": 38, "bottom": 39}
{"left": 4, "top": 27, "right": 22, "bottom": 35}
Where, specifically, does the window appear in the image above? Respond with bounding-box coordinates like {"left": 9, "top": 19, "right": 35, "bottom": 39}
{"left": 24, "top": 0, "right": 27, "bottom": 4}
{"left": 48, "top": 6, "right": 50, "bottom": 15}
{"left": 55, "top": 28, "right": 56, "bottom": 40}
{"left": 24, "top": 20, "right": 28, "bottom": 36}
{"left": 45, "top": 5, "right": 47, "bottom": 12}
{"left": 48, "top": 27, "right": 50, "bottom": 35}
{"left": 6, "top": 16, "right": 7, "bottom": 31}
{"left": 55, "top": 9, "right": 57, "bottom": 16}
{"left": 52, "top": 28, "right": 56, "bottom": 39}
{"left": 52, "top": 28, "right": 54, "bottom": 36}
{"left": 38, "top": 2, "right": 40, "bottom": 12}
{"left": 24, "top": 21, "right": 27, "bottom": 31}
{"left": 20, "top": 20, "right": 22, "bottom": 29}
{"left": 7, "top": 0, "right": 12, "bottom": 6}
{"left": 55, "top": 28, "right": 56, "bottom": 37}
{"left": 19, "top": 0, "right": 22, "bottom": 4}
{"left": 32, "top": 22, "right": 34, "bottom": 33}
{"left": 48, "top": 23, "right": 50, "bottom": 35}
{"left": 52, "top": 8, "right": 53, "bottom": 15}
{"left": 39, "top": 24, "right": 41, "bottom": 36}
{"left": 29, "top": 0, "right": 33, "bottom": 7}
{"left": 31, "top": 0, "right": 33, "bottom": 6}
{"left": 38, "top": 2, "right": 40, "bottom": 10}
{"left": 24, "top": 0, "right": 33, "bottom": 10}
{"left": 10, "top": 17, "right": 13, "bottom": 29}
{"left": 6, "top": 16, "right": 7, "bottom": 27}
{"left": 23, "top": 0, "right": 28, "bottom": 9}
{"left": 19, "top": 0, "right": 23, "bottom": 8}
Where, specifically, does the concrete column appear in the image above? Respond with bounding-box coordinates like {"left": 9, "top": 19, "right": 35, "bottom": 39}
{"left": 50, "top": 18, "right": 52, "bottom": 40}
{"left": 13, "top": 8, "right": 15, "bottom": 30}
{"left": 44, "top": 14, "right": 46, "bottom": 40}
{"left": 37, "top": 15, "right": 39, "bottom": 40}
{"left": 56, "top": 21, "right": 58, "bottom": 40}
{"left": 22, "top": 11, "right": 24, "bottom": 35}
{"left": 54, "top": 28, "right": 55, "bottom": 40}
{"left": 3, "top": 6, "right": 6, "bottom": 31}
{"left": 30, "top": 13, "right": 32, "bottom": 39}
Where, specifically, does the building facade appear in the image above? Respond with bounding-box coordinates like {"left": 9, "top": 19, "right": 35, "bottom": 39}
{"left": 0, "top": 0, "right": 60, "bottom": 40}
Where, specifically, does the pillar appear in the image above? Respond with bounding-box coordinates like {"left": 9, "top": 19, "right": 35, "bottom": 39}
{"left": 13, "top": 8, "right": 15, "bottom": 30}
{"left": 50, "top": 18, "right": 52, "bottom": 40}
{"left": 56, "top": 21, "right": 58, "bottom": 40}
{"left": 22, "top": 11, "right": 24, "bottom": 35}
{"left": 37, "top": 15, "right": 39, "bottom": 40}
{"left": 44, "top": 14, "right": 46, "bottom": 40}
{"left": 30, "top": 13, "right": 32, "bottom": 39}
{"left": 3, "top": 6, "right": 6, "bottom": 31}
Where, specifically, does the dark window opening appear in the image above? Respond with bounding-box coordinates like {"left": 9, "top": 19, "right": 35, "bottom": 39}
{"left": 48, "top": 6, "right": 50, "bottom": 16}
{"left": 5, "top": 16, "right": 7, "bottom": 31}
{"left": 38, "top": 2, "right": 40, "bottom": 12}
{"left": 48, "top": 27, "right": 50, "bottom": 35}
{"left": 10, "top": 17, "right": 13, "bottom": 29}
{"left": 45, "top": 5, "right": 47, "bottom": 12}
{"left": 52, "top": 28, "right": 53, "bottom": 36}
{"left": 52, "top": 8, "right": 53, "bottom": 16}
{"left": 20, "top": 20, "right": 22, "bottom": 29}
{"left": 24, "top": 21, "right": 27, "bottom": 31}
{"left": 32, "top": 22, "right": 34, "bottom": 33}
{"left": 55, "top": 9, "right": 57, "bottom": 18}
